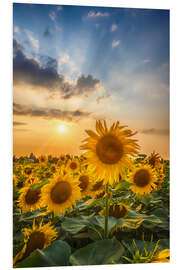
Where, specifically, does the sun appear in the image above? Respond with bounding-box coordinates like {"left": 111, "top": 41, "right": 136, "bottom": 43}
{"left": 58, "top": 125, "right": 67, "bottom": 133}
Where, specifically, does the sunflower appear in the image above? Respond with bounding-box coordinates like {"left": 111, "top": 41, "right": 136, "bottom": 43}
{"left": 23, "top": 165, "right": 33, "bottom": 176}
{"left": 60, "top": 154, "right": 66, "bottom": 162}
{"left": 77, "top": 168, "right": 93, "bottom": 197}
{"left": 151, "top": 249, "right": 170, "bottom": 263}
{"left": 17, "top": 179, "right": 43, "bottom": 213}
{"left": 66, "top": 158, "right": 80, "bottom": 174}
{"left": 13, "top": 219, "right": 57, "bottom": 266}
{"left": 127, "top": 165, "right": 157, "bottom": 195}
{"left": 146, "top": 151, "right": 162, "bottom": 169}
{"left": 39, "top": 155, "right": 47, "bottom": 163}
{"left": 41, "top": 172, "right": 81, "bottom": 215}
{"left": 81, "top": 120, "right": 139, "bottom": 185}
{"left": 89, "top": 179, "right": 105, "bottom": 198}
{"left": 99, "top": 203, "right": 129, "bottom": 219}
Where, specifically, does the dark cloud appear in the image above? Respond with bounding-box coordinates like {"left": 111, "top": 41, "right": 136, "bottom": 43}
{"left": 13, "top": 38, "right": 101, "bottom": 99}
{"left": 43, "top": 27, "right": 52, "bottom": 38}
{"left": 141, "top": 128, "right": 169, "bottom": 136}
{"left": 13, "top": 39, "right": 62, "bottom": 90}
{"left": 62, "top": 74, "right": 100, "bottom": 99}
{"left": 13, "top": 121, "right": 27, "bottom": 126}
{"left": 13, "top": 103, "right": 91, "bottom": 122}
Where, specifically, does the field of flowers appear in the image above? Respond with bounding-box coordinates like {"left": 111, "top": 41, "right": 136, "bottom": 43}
{"left": 13, "top": 121, "right": 170, "bottom": 267}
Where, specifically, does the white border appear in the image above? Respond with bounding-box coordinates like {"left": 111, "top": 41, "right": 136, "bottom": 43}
{"left": 1, "top": 0, "right": 180, "bottom": 269}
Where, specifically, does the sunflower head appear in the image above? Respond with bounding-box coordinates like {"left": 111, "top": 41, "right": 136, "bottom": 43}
{"left": 77, "top": 168, "right": 94, "bottom": 197}
{"left": 17, "top": 179, "right": 43, "bottom": 213}
{"left": 57, "top": 155, "right": 66, "bottom": 166}
{"left": 41, "top": 172, "right": 81, "bottom": 215}
{"left": 13, "top": 219, "right": 57, "bottom": 266}
{"left": 66, "top": 158, "right": 80, "bottom": 174}
{"left": 39, "top": 155, "right": 47, "bottom": 163}
{"left": 24, "top": 166, "right": 33, "bottom": 176}
{"left": 100, "top": 203, "right": 129, "bottom": 219}
{"left": 147, "top": 151, "right": 162, "bottom": 169}
{"left": 81, "top": 120, "right": 139, "bottom": 185}
{"left": 89, "top": 179, "right": 105, "bottom": 198}
{"left": 128, "top": 165, "right": 157, "bottom": 195}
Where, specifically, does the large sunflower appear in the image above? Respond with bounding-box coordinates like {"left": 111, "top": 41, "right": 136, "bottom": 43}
{"left": 128, "top": 165, "right": 157, "bottom": 195}
{"left": 41, "top": 172, "right": 81, "bottom": 215}
{"left": 13, "top": 219, "right": 57, "bottom": 266}
{"left": 17, "top": 179, "right": 43, "bottom": 213}
{"left": 81, "top": 120, "right": 139, "bottom": 185}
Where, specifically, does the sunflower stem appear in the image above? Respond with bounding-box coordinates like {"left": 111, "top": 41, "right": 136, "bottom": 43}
{"left": 104, "top": 182, "right": 109, "bottom": 239}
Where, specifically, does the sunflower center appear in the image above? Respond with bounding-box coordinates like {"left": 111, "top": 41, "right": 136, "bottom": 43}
{"left": 70, "top": 162, "right": 77, "bottom": 170}
{"left": 92, "top": 180, "right": 104, "bottom": 191}
{"left": 23, "top": 231, "right": 45, "bottom": 259}
{"left": 109, "top": 205, "right": 128, "bottom": 218}
{"left": 25, "top": 188, "right": 41, "bottom": 205}
{"left": 50, "top": 181, "right": 72, "bottom": 204}
{"left": 79, "top": 175, "right": 89, "bottom": 191}
{"left": 134, "top": 169, "right": 151, "bottom": 187}
{"left": 96, "top": 135, "right": 124, "bottom": 164}
{"left": 24, "top": 167, "right": 32, "bottom": 175}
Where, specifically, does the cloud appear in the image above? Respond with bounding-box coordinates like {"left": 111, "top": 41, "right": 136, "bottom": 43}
{"left": 13, "top": 121, "right": 27, "bottom": 126}
{"left": 13, "top": 39, "right": 102, "bottom": 99}
{"left": 96, "top": 94, "right": 112, "bottom": 104}
{"left": 141, "top": 128, "right": 169, "bottom": 136}
{"left": 43, "top": 27, "right": 52, "bottom": 38}
{"left": 111, "top": 24, "right": 118, "bottom": 32}
{"left": 24, "top": 29, "right": 39, "bottom": 53}
{"left": 13, "top": 103, "right": 91, "bottom": 122}
{"left": 49, "top": 11, "right": 56, "bottom": 21}
{"left": 58, "top": 53, "right": 80, "bottom": 79}
{"left": 87, "top": 11, "right": 109, "bottom": 18}
{"left": 112, "top": 40, "right": 120, "bottom": 48}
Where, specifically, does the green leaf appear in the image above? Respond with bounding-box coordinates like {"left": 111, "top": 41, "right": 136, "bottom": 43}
{"left": 16, "top": 240, "right": 71, "bottom": 268}
{"left": 70, "top": 239, "right": 124, "bottom": 265}
{"left": 61, "top": 215, "right": 94, "bottom": 234}
{"left": 19, "top": 209, "right": 47, "bottom": 222}
{"left": 115, "top": 180, "right": 134, "bottom": 190}
{"left": 126, "top": 210, "right": 162, "bottom": 223}
{"left": 90, "top": 215, "right": 117, "bottom": 234}
{"left": 31, "top": 179, "right": 50, "bottom": 190}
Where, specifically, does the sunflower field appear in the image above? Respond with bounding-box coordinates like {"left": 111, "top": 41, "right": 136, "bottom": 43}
{"left": 13, "top": 121, "right": 170, "bottom": 267}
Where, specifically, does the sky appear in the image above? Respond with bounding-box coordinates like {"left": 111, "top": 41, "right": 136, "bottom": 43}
{"left": 13, "top": 3, "right": 169, "bottom": 159}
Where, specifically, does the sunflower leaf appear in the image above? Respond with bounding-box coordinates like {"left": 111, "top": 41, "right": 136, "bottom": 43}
{"left": 15, "top": 240, "right": 71, "bottom": 267}
{"left": 70, "top": 239, "right": 124, "bottom": 265}
{"left": 31, "top": 179, "right": 50, "bottom": 190}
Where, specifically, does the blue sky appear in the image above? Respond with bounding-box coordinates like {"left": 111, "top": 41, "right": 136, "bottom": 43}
{"left": 13, "top": 3, "right": 169, "bottom": 158}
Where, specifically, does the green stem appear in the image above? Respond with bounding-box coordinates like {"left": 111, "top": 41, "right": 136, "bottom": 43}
{"left": 104, "top": 182, "right": 109, "bottom": 239}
